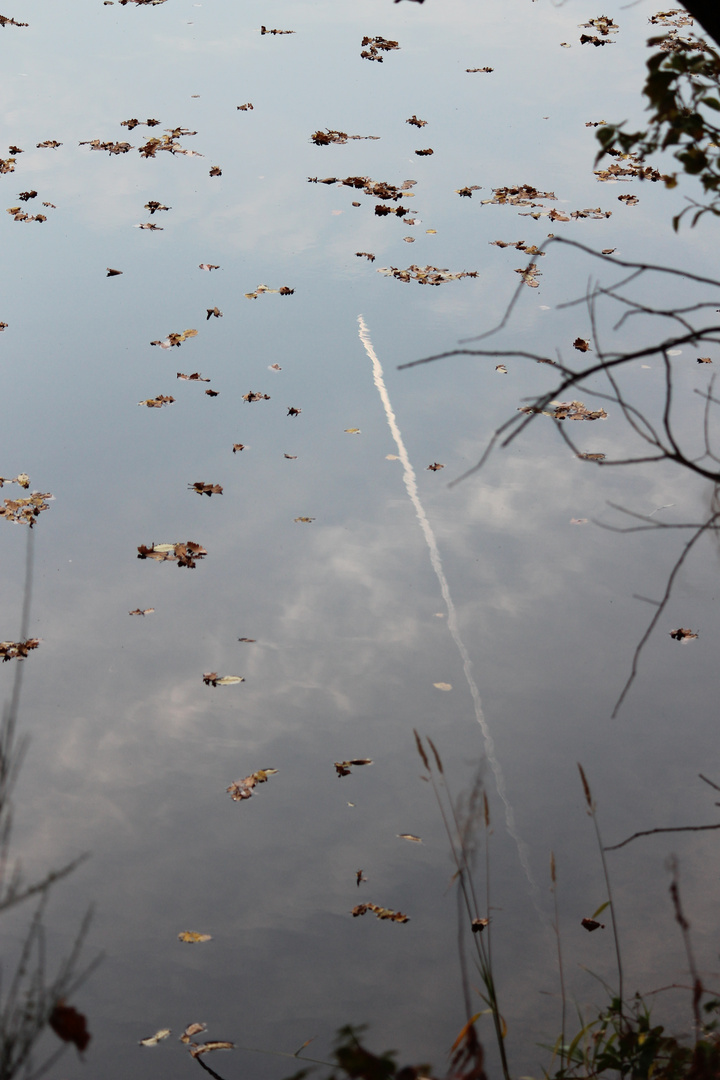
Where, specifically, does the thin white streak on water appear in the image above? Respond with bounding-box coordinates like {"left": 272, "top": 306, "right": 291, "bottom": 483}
{"left": 357, "top": 313, "right": 539, "bottom": 902}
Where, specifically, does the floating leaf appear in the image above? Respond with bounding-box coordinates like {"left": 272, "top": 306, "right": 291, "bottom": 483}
{"left": 669, "top": 627, "right": 698, "bottom": 642}
{"left": 261, "top": 25, "right": 294, "bottom": 34}
{"left": 107, "top": 268, "right": 123, "bottom": 276}
{"left": 434, "top": 682, "right": 452, "bottom": 691}
{"left": 466, "top": 66, "right": 494, "bottom": 72}
{"left": 356, "top": 870, "right": 367, "bottom": 886}
{"left": 697, "top": 357, "right": 713, "bottom": 364}
{"left": 398, "top": 834, "right": 422, "bottom": 843}
{"left": 351, "top": 903, "right": 409, "bottom": 923}
{"left": 226, "top": 769, "right": 277, "bottom": 801}
{"left": 406, "top": 115, "right": 427, "bottom": 127}
{"left": 427, "top": 462, "right": 444, "bottom": 471}
{"left": 209, "top": 165, "right": 222, "bottom": 177}
{"left": 232, "top": 444, "right": 245, "bottom": 453}
{"left": 138, "top": 395, "right": 175, "bottom": 408}
{"left": 573, "top": 338, "right": 591, "bottom": 352}
{"left": 237, "top": 103, "right": 254, "bottom": 111}
{"left": 189, "top": 481, "right": 223, "bottom": 496}
{"left": 334, "top": 758, "right": 372, "bottom": 777}
{"left": 415, "top": 148, "right": 433, "bottom": 156}
{"left": 177, "top": 372, "right": 210, "bottom": 382}
{"left": 178, "top": 931, "right": 212, "bottom": 943}
{"left": 206, "top": 307, "right": 222, "bottom": 320}
{"left": 618, "top": 194, "right": 639, "bottom": 206}
{"left": 471, "top": 918, "right": 489, "bottom": 932}
{"left": 495, "top": 364, "right": 508, "bottom": 374}
{"left": 344, "top": 428, "right": 361, "bottom": 434}
{"left": 151, "top": 328, "right": 197, "bottom": 349}
{"left": 243, "top": 391, "right": 270, "bottom": 402}
{"left": 310, "top": 129, "right": 380, "bottom": 146}
{"left": 203, "top": 673, "right": 244, "bottom": 686}
{"left": 199, "top": 263, "right": 220, "bottom": 271}
{"left": 245, "top": 284, "right": 294, "bottom": 299}
{"left": 140, "top": 1029, "right": 171, "bottom": 1046}
{"left": 287, "top": 406, "right": 301, "bottom": 417}
{"left": 238, "top": 637, "right": 256, "bottom": 643}
{"left": 356, "top": 252, "right": 375, "bottom": 262}
{"left": 190, "top": 1042, "right": 235, "bottom": 1058}
{"left": 129, "top": 608, "right": 154, "bottom": 616}
{"left": 180, "top": 1023, "right": 207, "bottom": 1044}
{"left": 137, "top": 541, "right": 206, "bottom": 568}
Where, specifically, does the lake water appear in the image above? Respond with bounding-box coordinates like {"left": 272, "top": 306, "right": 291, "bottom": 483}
{"left": 2, "top": 0, "right": 720, "bottom": 1076}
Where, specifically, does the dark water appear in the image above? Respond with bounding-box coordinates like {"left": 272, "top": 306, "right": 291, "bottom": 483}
{"left": 2, "top": 1, "right": 719, "bottom": 1076}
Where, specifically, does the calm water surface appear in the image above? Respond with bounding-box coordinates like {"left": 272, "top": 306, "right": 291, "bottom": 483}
{"left": 2, "top": 1, "right": 720, "bottom": 1076}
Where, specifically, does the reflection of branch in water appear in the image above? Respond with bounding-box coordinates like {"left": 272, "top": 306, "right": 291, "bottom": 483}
{"left": 0, "top": 526, "right": 96, "bottom": 1080}
{"left": 396, "top": 239, "right": 720, "bottom": 714}
{"left": 357, "top": 314, "right": 539, "bottom": 901}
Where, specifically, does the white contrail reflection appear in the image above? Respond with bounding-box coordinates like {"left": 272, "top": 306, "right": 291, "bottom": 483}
{"left": 357, "top": 314, "right": 538, "bottom": 898}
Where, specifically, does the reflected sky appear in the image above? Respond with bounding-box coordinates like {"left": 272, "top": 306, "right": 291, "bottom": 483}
{"left": 2, "top": 0, "right": 720, "bottom": 1077}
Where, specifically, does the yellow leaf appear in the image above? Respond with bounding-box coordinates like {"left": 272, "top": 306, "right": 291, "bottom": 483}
{"left": 140, "top": 1029, "right": 171, "bottom": 1046}
{"left": 178, "top": 931, "right": 212, "bottom": 943}
{"left": 434, "top": 682, "right": 452, "bottom": 691}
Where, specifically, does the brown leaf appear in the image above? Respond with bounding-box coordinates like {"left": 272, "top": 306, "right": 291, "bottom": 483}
{"left": 226, "top": 769, "right": 277, "bottom": 800}
{"left": 199, "top": 263, "right": 220, "bottom": 271}
{"left": 243, "top": 391, "right": 270, "bottom": 402}
{"left": 138, "top": 394, "right": 175, "bottom": 407}
{"left": 287, "top": 406, "right": 301, "bottom": 417}
{"left": 573, "top": 338, "right": 591, "bottom": 352}
{"left": 415, "top": 148, "right": 433, "bottom": 156}
{"left": 426, "top": 462, "right": 444, "bottom": 471}
{"left": 190, "top": 1042, "right": 235, "bottom": 1058}
{"left": 581, "top": 917, "right": 605, "bottom": 931}
{"left": 237, "top": 103, "right": 254, "bottom": 110}
{"left": 294, "top": 516, "right": 314, "bottom": 523}
{"left": 406, "top": 115, "right": 427, "bottom": 127}
{"left": 177, "top": 372, "right": 210, "bottom": 381}
{"left": 669, "top": 627, "right": 698, "bottom": 642}
{"left": 260, "top": 25, "right": 294, "bottom": 34}
{"left": 351, "top": 903, "right": 409, "bottom": 923}
{"left": 698, "top": 357, "right": 713, "bottom": 364}
{"left": 180, "top": 1023, "right": 207, "bottom": 1044}
{"left": 128, "top": 608, "right": 154, "bottom": 616}
{"left": 106, "top": 268, "right": 123, "bottom": 276}
{"left": 0, "top": 638, "right": 40, "bottom": 661}
{"left": 178, "top": 931, "right": 212, "bottom": 943}
{"left": 334, "top": 758, "right": 372, "bottom": 776}
{"left": 205, "top": 389, "right": 219, "bottom": 397}
{"left": 206, "top": 306, "right": 222, "bottom": 319}
{"left": 232, "top": 443, "right": 245, "bottom": 453}
{"left": 471, "top": 918, "right": 489, "bottom": 933}
{"left": 189, "top": 481, "right": 223, "bottom": 496}
{"left": 209, "top": 165, "right": 222, "bottom": 177}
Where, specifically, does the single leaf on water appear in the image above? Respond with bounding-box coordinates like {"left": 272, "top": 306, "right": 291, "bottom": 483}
{"left": 140, "top": 1029, "right": 171, "bottom": 1046}
{"left": 178, "top": 931, "right": 212, "bottom": 943}
{"left": 434, "top": 682, "right": 452, "bottom": 691}
{"left": 398, "top": 834, "right": 422, "bottom": 843}
{"left": 180, "top": 1023, "right": 207, "bottom": 1044}
{"left": 591, "top": 900, "right": 610, "bottom": 919}
{"left": 669, "top": 627, "right": 698, "bottom": 641}
{"left": 581, "top": 917, "right": 605, "bottom": 931}
{"left": 190, "top": 1041, "right": 235, "bottom": 1058}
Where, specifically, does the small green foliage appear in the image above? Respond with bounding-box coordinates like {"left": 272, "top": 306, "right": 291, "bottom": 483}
{"left": 597, "top": 33, "right": 720, "bottom": 228}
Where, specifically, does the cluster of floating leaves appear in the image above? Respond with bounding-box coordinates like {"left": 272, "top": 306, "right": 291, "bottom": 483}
{"left": 482, "top": 184, "right": 556, "bottom": 207}
{"left": 351, "top": 903, "right": 409, "bottom": 923}
{"left": 0, "top": 491, "right": 53, "bottom": 526}
{"left": 466, "top": 66, "right": 493, "bottom": 73}
{"left": 137, "top": 541, "right": 207, "bottom": 568}
{"left": 595, "top": 149, "right": 671, "bottom": 184}
{"left": 649, "top": 9, "right": 693, "bottom": 27}
{"left": 6, "top": 205, "right": 47, "bottom": 222}
{"left": 519, "top": 400, "right": 608, "bottom": 421}
{"left": 226, "top": 769, "right": 277, "bottom": 801}
{"left": 360, "top": 35, "right": 399, "bottom": 62}
{"left": 378, "top": 264, "right": 478, "bottom": 285}
{"left": 491, "top": 239, "right": 545, "bottom": 255}
{"left": 0, "top": 638, "right": 39, "bottom": 662}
